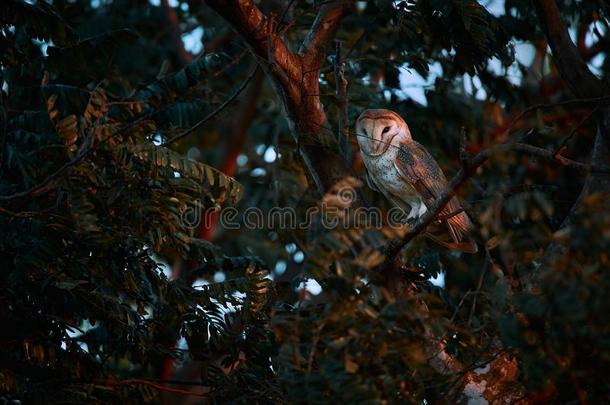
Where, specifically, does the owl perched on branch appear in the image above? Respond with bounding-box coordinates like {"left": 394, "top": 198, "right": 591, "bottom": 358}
{"left": 356, "top": 109, "right": 478, "bottom": 254}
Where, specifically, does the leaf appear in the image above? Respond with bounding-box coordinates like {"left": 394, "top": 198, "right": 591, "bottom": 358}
{"left": 126, "top": 144, "right": 243, "bottom": 204}
{"left": 485, "top": 235, "right": 501, "bottom": 251}
{"left": 345, "top": 354, "right": 359, "bottom": 374}
{"left": 55, "top": 114, "right": 78, "bottom": 146}
{"left": 0, "top": 0, "right": 77, "bottom": 44}
{"left": 83, "top": 87, "right": 108, "bottom": 126}
{"left": 54, "top": 280, "right": 88, "bottom": 291}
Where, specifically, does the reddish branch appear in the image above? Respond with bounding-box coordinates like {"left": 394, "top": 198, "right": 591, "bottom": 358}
{"left": 204, "top": 0, "right": 300, "bottom": 84}
{"left": 300, "top": 2, "right": 348, "bottom": 68}
{"left": 205, "top": 0, "right": 355, "bottom": 193}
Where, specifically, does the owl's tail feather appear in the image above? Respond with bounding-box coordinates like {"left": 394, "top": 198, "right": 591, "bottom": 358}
{"left": 425, "top": 232, "right": 479, "bottom": 254}
{"left": 426, "top": 209, "right": 478, "bottom": 254}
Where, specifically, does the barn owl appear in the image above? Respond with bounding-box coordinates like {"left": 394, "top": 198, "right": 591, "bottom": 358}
{"left": 356, "top": 109, "right": 477, "bottom": 253}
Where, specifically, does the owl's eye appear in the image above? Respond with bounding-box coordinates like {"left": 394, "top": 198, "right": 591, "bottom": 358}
{"left": 382, "top": 126, "right": 391, "bottom": 134}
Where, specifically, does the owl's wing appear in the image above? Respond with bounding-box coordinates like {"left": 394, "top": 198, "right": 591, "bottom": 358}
{"left": 364, "top": 171, "right": 380, "bottom": 192}
{"left": 393, "top": 141, "right": 476, "bottom": 253}
{"left": 393, "top": 141, "right": 448, "bottom": 205}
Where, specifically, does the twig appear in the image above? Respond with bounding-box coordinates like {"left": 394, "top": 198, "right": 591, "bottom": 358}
{"left": 299, "top": 1, "right": 350, "bottom": 68}
{"left": 352, "top": 130, "right": 610, "bottom": 174}
{"left": 381, "top": 140, "right": 610, "bottom": 267}
{"left": 552, "top": 84, "right": 606, "bottom": 157}
{"left": 552, "top": 106, "right": 599, "bottom": 157}
{"left": 449, "top": 289, "right": 472, "bottom": 323}
{"left": 0, "top": 94, "right": 182, "bottom": 204}
{"left": 96, "top": 378, "right": 207, "bottom": 397}
{"left": 0, "top": 136, "right": 93, "bottom": 202}
{"left": 342, "top": 1, "right": 391, "bottom": 62}
{"left": 468, "top": 250, "right": 491, "bottom": 326}
{"left": 306, "top": 322, "right": 325, "bottom": 375}
{"left": 161, "top": 66, "right": 259, "bottom": 146}
{"left": 278, "top": 0, "right": 297, "bottom": 26}
{"left": 501, "top": 95, "right": 610, "bottom": 140}
{"left": 209, "top": 48, "right": 249, "bottom": 78}
{"left": 0, "top": 204, "right": 56, "bottom": 218}
{"left": 459, "top": 126, "right": 470, "bottom": 169}
{"left": 333, "top": 40, "right": 350, "bottom": 159}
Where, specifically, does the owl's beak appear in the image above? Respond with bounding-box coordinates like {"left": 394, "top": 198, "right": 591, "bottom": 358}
{"left": 357, "top": 117, "right": 382, "bottom": 155}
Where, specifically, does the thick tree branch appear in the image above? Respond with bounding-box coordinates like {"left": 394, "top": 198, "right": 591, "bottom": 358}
{"left": 204, "top": 0, "right": 300, "bottom": 83}
{"left": 533, "top": 0, "right": 601, "bottom": 99}
{"left": 300, "top": 1, "right": 349, "bottom": 68}
{"left": 204, "top": 0, "right": 353, "bottom": 194}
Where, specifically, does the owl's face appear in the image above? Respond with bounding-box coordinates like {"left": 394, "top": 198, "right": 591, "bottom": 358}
{"left": 355, "top": 109, "right": 411, "bottom": 156}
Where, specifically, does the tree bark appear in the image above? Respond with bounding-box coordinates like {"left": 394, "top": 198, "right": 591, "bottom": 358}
{"left": 204, "top": 0, "right": 355, "bottom": 194}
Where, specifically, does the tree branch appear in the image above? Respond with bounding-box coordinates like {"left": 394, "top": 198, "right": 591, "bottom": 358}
{"left": 533, "top": 0, "right": 601, "bottom": 98}
{"left": 205, "top": 0, "right": 300, "bottom": 83}
{"left": 533, "top": 1, "right": 610, "bottom": 278}
{"left": 383, "top": 141, "right": 610, "bottom": 265}
{"left": 199, "top": 69, "right": 264, "bottom": 240}
{"left": 334, "top": 41, "right": 350, "bottom": 159}
{"left": 95, "top": 378, "right": 207, "bottom": 397}
{"left": 300, "top": 1, "right": 350, "bottom": 68}
{"left": 161, "top": 66, "right": 259, "bottom": 146}
{"left": 204, "top": 0, "right": 354, "bottom": 195}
